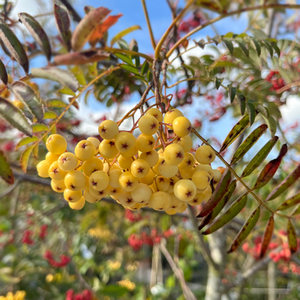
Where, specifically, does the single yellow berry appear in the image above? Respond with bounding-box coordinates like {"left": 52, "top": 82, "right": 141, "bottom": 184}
{"left": 82, "top": 157, "right": 103, "bottom": 177}
{"left": 48, "top": 161, "right": 67, "bottom": 180}
{"left": 64, "top": 170, "right": 86, "bottom": 191}
{"left": 174, "top": 135, "right": 193, "bottom": 152}
{"left": 130, "top": 158, "right": 150, "bottom": 178}
{"left": 89, "top": 170, "right": 109, "bottom": 191}
{"left": 149, "top": 191, "right": 171, "bottom": 211}
{"left": 172, "top": 117, "right": 191, "bottom": 137}
{"left": 115, "top": 132, "right": 136, "bottom": 153}
{"left": 195, "top": 145, "right": 216, "bottom": 164}
{"left": 45, "top": 152, "right": 59, "bottom": 165}
{"left": 58, "top": 152, "right": 78, "bottom": 172}
{"left": 146, "top": 107, "right": 163, "bottom": 122}
{"left": 64, "top": 189, "right": 82, "bottom": 203}
{"left": 51, "top": 179, "right": 66, "bottom": 193}
{"left": 119, "top": 171, "right": 139, "bottom": 192}
{"left": 75, "top": 140, "right": 96, "bottom": 161}
{"left": 98, "top": 120, "right": 119, "bottom": 140}
{"left": 139, "top": 150, "right": 159, "bottom": 167}
{"left": 136, "top": 134, "right": 155, "bottom": 152}
{"left": 36, "top": 160, "right": 50, "bottom": 178}
{"left": 138, "top": 115, "right": 159, "bottom": 135}
{"left": 174, "top": 179, "right": 197, "bottom": 202}
{"left": 192, "top": 171, "right": 211, "bottom": 189}
{"left": 46, "top": 134, "right": 67, "bottom": 155}
{"left": 131, "top": 183, "right": 153, "bottom": 204}
{"left": 69, "top": 196, "right": 85, "bottom": 210}
{"left": 164, "top": 144, "right": 184, "bottom": 166}
{"left": 99, "top": 139, "right": 119, "bottom": 158}
{"left": 164, "top": 109, "right": 183, "bottom": 127}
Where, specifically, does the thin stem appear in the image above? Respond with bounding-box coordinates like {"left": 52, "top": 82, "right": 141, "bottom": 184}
{"left": 154, "top": 0, "right": 193, "bottom": 58}
{"left": 191, "top": 128, "right": 289, "bottom": 218}
{"left": 166, "top": 3, "right": 300, "bottom": 58}
{"left": 141, "top": 0, "right": 156, "bottom": 50}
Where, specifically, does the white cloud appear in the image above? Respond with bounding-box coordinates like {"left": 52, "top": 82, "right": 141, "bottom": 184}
{"left": 280, "top": 95, "right": 300, "bottom": 125}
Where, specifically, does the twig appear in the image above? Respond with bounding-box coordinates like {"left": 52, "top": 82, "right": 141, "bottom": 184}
{"left": 0, "top": 180, "right": 19, "bottom": 199}
{"left": 160, "top": 240, "right": 197, "bottom": 300}
{"left": 141, "top": 0, "right": 156, "bottom": 50}
{"left": 58, "top": 0, "right": 82, "bottom": 22}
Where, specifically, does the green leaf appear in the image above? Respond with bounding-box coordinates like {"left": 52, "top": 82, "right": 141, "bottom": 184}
{"left": 278, "top": 67, "right": 292, "bottom": 84}
{"left": 147, "top": 70, "right": 153, "bottom": 82}
{"left": 198, "top": 180, "right": 236, "bottom": 230}
{"left": 230, "top": 124, "right": 268, "bottom": 165}
{"left": 110, "top": 25, "right": 141, "bottom": 47}
{"left": 0, "top": 150, "right": 14, "bottom": 184}
{"left": 0, "top": 19, "right": 29, "bottom": 73}
{"left": 269, "top": 40, "right": 280, "bottom": 57}
{"left": 15, "top": 136, "right": 39, "bottom": 150}
{"left": 32, "top": 143, "right": 39, "bottom": 159}
{"left": 31, "top": 67, "right": 79, "bottom": 92}
{"left": 0, "top": 97, "right": 32, "bottom": 136}
{"left": 10, "top": 81, "right": 44, "bottom": 122}
{"left": 253, "top": 144, "right": 288, "bottom": 190}
{"left": 246, "top": 102, "right": 256, "bottom": 125}
{"left": 100, "top": 285, "right": 129, "bottom": 297}
{"left": 238, "top": 94, "right": 246, "bottom": 115}
{"left": 46, "top": 99, "right": 67, "bottom": 108}
{"left": 20, "top": 145, "right": 34, "bottom": 172}
{"left": 259, "top": 216, "right": 274, "bottom": 258}
{"left": 0, "top": 59, "right": 7, "bottom": 85}
{"left": 227, "top": 206, "right": 260, "bottom": 253}
{"left": 58, "top": 87, "right": 76, "bottom": 96}
{"left": 120, "top": 64, "right": 140, "bottom": 76}
{"left": 292, "top": 204, "right": 300, "bottom": 216}
{"left": 197, "top": 169, "right": 231, "bottom": 218}
{"left": 257, "top": 104, "right": 269, "bottom": 118}
{"left": 203, "top": 193, "right": 248, "bottom": 235}
{"left": 241, "top": 136, "right": 278, "bottom": 178}
{"left": 182, "top": 63, "right": 195, "bottom": 77}
{"left": 262, "top": 40, "right": 273, "bottom": 58}
{"left": 71, "top": 7, "right": 111, "bottom": 51}
{"left": 223, "top": 38, "right": 234, "bottom": 55}
{"left": 235, "top": 38, "right": 249, "bottom": 57}
{"left": 18, "top": 12, "right": 51, "bottom": 62}
{"left": 266, "top": 116, "right": 277, "bottom": 137}
{"left": 250, "top": 29, "right": 268, "bottom": 39}
{"left": 54, "top": 4, "right": 72, "bottom": 51}
{"left": 220, "top": 114, "right": 249, "bottom": 152}
{"left": 32, "top": 123, "right": 48, "bottom": 133}
{"left": 287, "top": 220, "right": 298, "bottom": 254}
{"left": 141, "top": 61, "right": 149, "bottom": 75}
{"left": 277, "top": 192, "right": 300, "bottom": 211}
{"left": 114, "top": 52, "right": 134, "bottom": 66}
{"left": 215, "top": 77, "right": 222, "bottom": 90}
{"left": 266, "top": 164, "right": 300, "bottom": 201}
{"left": 251, "top": 38, "right": 261, "bottom": 56}
{"left": 43, "top": 111, "right": 57, "bottom": 119}
{"left": 229, "top": 85, "right": 236, "bottom": 103}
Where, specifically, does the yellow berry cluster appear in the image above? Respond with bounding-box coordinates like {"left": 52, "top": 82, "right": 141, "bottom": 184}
{"left": 0, "top": 291, "right": 26, "bottom": 300}
{"left": 36, "top": 108, "right": 223, "bottom": 214}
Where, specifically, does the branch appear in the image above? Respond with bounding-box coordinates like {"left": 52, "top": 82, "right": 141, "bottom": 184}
{"left": 160, "top": 241, "right": 197, "bottom": 300}
{"left": 58, "top": 0, "right": 82, "bottom": 22}
{"left": 0, "top": 180, "right": 19, "bottom": 199}
{"left": 141, "top": 0, "right": 156, "bottom": 50}
{"left": 166, "top": 3, "right": 300, "bottom": 58}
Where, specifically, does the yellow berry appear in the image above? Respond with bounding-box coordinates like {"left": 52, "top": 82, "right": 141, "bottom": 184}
{"left": 69, "top": 196, "right": 85, "bottom": 210}
{"left": 164, "top": 109, "right": 183, "bottom": 127}
{"left": 131, "top": 183, "right": 153, "bottom": 204}
{"left": 45, "top": 152, "right": 59, "bottom": 165}
{"left": 89, "top": 185, "right": 109, "bottom": 198}
{"left": 136, "top": 134, "right": 155, "bottom": 152}
{"left": 202, "top": 185, "right": 212, "bottom": 201}
{"left": 12, "top": 99, "right": 25, "bottom": 109}
{"left": 177, "top": 201, "right": 187, "bottom": 213}
{"left": 58, "top": 152, "right": 78, "bottom": 172}
{"left": 98, "top": 120, "right": 119, "bottom": 140}
{"left": 172, "top": 117, "right": 191, "bottom": 137}
{"left": 119, "top": 171, "right": 139, "bottom": 192}
{"left": 48, "top": 161, "right": 67, "bottom": 180}
{"left": 195, "top": 145, "right": 216, "bottom": 164}
{"left": 121, "top": 146, "right": 138, "bottom": 158}
{"left": 118, "top": 155, "right": 133, "bottom": 170}
{"left": 138, "top": 115, "right": 159, "bottom": 135}
{"left": 174, "top": 135, "right": 193, "bottom": 152}
{"left": 192, "top": 171, "right": 211, "bottom": 190}
{"left": 164, "top": 144, "right": 184, "bottom": 166}
{"left": 115, "top": 132, "right": 136, "bottom": 153}
{"left": 146, "top": 107, "right": 163, "bottom": 122}
{"left": 87, "top": 137, "right": 100, "bottom": 149}
{"left": 84, "top": 190, "right": 102, "bottom": 203}
{"left": 155, "top": 176, "right": 170, "bottom": 192}
{"left": 36, "top": 160, "right": 50, "bottom": 178}
{"left": 46, "top": 134, "right": 67, "bottom": 155}
{"left": 130, "top": 158, "right": 150, "bottom": 178}
{"left": 82, "top": 157, "right": 103, "bottom": 177}
{"left": 64, "top": 189, "right": 82, "bottom": 203}
{"left": 187, "top": 192, "right": 205, "bottom": 206}
{"left": 64, "top": 170, "right": 86, "bottom": 191}
{"left": 158, "top": 159, "right": 178, "bottom": 178}
{"left": 149, "top": 191, "right": 171, "bottom": 211}
{"left": 99, "top": 139, "right": 119, "bottom": 158}
{"left": 139, "top": 150, "right": 159, "bottom": 167}
{"left": 212, "top": 169, "right": 222, "bottom": 184}
{"left": 178, "top": 152, "right": 195, "bottom": 169}
{"left": 51, "top": 179, "right": 66, "bottom": 193}
{"left": 194, "top": 163, "right": 214, "bottom": 178}
{"left": 109, "top": 169, "right": 122, "bottom": 188}
{"left": 118, "top": 191, "right": 137, "bottom": 208}
{"left": 75, "top": 140, "right": 96, "bottom": 161}
{"left": 140, "top": 169, "right": 155, "bottom": 185}
{"left": 89, "top": 170, "right": 109, "bottom": 191}
{"left": 174, "top": 179, "right": 197, "bottom": 202}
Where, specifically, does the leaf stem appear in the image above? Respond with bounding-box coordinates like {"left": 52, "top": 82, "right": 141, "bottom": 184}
{"left": 141, "top": 0, "right": 156, "bottom": 50}
{"left": 166, "top": 3, "right": 300, "bottom": 58}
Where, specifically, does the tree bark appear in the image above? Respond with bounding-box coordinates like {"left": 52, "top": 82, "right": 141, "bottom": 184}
{"left": 268, "top": 261, "right": 276, "bottom": 300}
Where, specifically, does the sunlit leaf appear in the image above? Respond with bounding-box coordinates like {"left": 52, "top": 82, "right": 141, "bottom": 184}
{"left": 31, "top": 67, "right": 79, "bottom": 92}
{"left": 287, "top": 219, "right": 298, "bottom": 254}
{"left": 0, "top": 150, "right": 14, "bottom": 184}
{"left": 257, "top": 104, "right": 269, "bottom": 118}
{"left": 89, "top": 14, "right": 122, "bottom": 47}
{"left": 18, "top": 12, "right": 51, "bottom": 62}
{"left": 15, "top": 136, "right": 39, "bottom": 150}
{"left": 141, "top": 61, "right": 149, "bottom": 75}
{"left": 231, "top": 124, "right": 268, "bottom": 165}
{"left": 227, "top": 206, "right": 260, "bottom": 253}
{"left": 292, "top": 204, "right": 300, "bottom": 216}
{"left": 197, "top": 169, "right": 231, "bottom": 218}
{"left": 202, "top": 193, "right": 248, "bottom": 235}
{"left": 241, "top": 136, "right": 278, "bottom": 178}
{"left": 54, "top": 4, "right": 72, "bottom": 51}
{"left": 235, "top": 38, "right": 249, "bottom": 57}
{"left": 110, "top": 25, "right": 141, "bottom": 47}
{"left": 266, "top": 164, "right": 300, "bottom": 201}
{"left": 223, "top": 38, "right": 234, "bottom": 55}
{"left": 0, "top": 97, "right": 32, "bottom": 136}
{"left": 220, "top": 114, "right": 249, "bottom": 152}
{"left": 120, "top": 64, "right": 140, "bottom": 76}
{"left": 32, "top": 143, "right": 39, "bottom": 159}
{"left": 43, "top": 111, "right": 57, "bottom": 119}
{"left": 246, "top": 102, "right": 256, "bottom": 125}
{"left": 46, "top": 99, "right": 67, "bottom": 108}
{"left": 20, "top": 145, "right": 34, "bottom": 173}
{"left": 251, "top": 38, "right": 261, "bottom": 56}
{"left": 114, "top": 53, "right": 134, "bottom": 66}
{"left": 0, "top": 19, "right": 29, "bottom": 73}
{"left": 277, "top": 192, "right": 300, "bottom": 211}
{"left": 260, "top": 216, "right": 274, "bottom": 258}
{"left": 253, "top": 144, "right": 287, "bottom": 190}
{"left": 0, "top": 59, "right": 7, "bottom": 85}
{"left": 32, "top": 123, "right": 48, "bottom": 133}
{"left": 10, "top": 81, "right": 44, "bottom": 122}
{"left": 72, "top": 7, "right": 111, "bottom": 51}
{"left": 198, "top": 180, "right": 236, "bottom": 230}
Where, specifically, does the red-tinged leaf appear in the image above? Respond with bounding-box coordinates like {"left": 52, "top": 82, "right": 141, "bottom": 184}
{"left": 287, "top": 219, "right": 298, "bottom": 254}
{"left": 54, "top": 4, "right": 72, "bottom": 51}
{"left": 277, "top": 192, "right": 300, "bottom": 211}
{"left": 0, "top": 150, "right": 14, "bottom": 184}
{"left": 227, "top": 206, "right": 260, "bottom": 253}
{"left": 84, "top": 6, "right": 95, "bottom": 14}
{"left": 9, "top": 81, "right": 44, "bottom": 122}
{"left": 230, "top": 124, "right": 268, "bottom": 165}
{"left": 0, "top": 19, "right": 29, "bottom": 73}
{"left": 202, "top": 193, "right": 248, "bottom": 235}
{"left": 18, "top": 12, "right": 52, "bottom": 62}
{"left": 198, "top": 180, "right": 236, "bottom": 230}
{"left": 33, "top": 143, "right": 39, "bottom": 159}
{"left": 220, "top": 114, "right": 249, "bottom": 152}
{"left": 89, "top": 14, "right": 122, "bottom": 47}
{"left": 71, "top": 7, "right": 111, "bottom": 51}
{"left": 266, "top": 164, "right": 300, "bottom": 201}
{"left": 260, "top": 215, "right": 274, "bottom": 258}
{"left": 20, "top": 145, "right": 34, "bottom": 173}
{"left": 15, "top": 136, "right": 39, "bottom": 150}
{"left": 292, "top": 204, "right": 300, "bottom": 216}
{"left": 110, "top": 25, "right": 141, "bottom": 47}
{"left": 0, "top": 97, "right": 32, "bottom": 136}
{"left": 31, "top": 67, "right": 79, "bottom": 92}
{"left": 253, "top": 144, "right": 288, "bottom": 190}
{"left": 0, "top": 59, "right": 8, "bottom": 85}
{"left": 241, "top": 136, "right": 278, "bottom": 178}
{"left": 197, "top": 169, "right": 231, "bottom": 218}
{"left": 51, "top": 50, "right": 110, "bottom": 66}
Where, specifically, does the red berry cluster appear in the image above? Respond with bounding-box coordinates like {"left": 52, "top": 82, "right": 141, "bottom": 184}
{"left": 22, "top": 230, "right": 34, "bottom": 245}
{"left": 39, "top": 224, "right": 48, "bottom": 239}
{"left": 65, "top": 289, "right": 92, "bottom": 300}
{"left": 0, "top": 119, "right": 9, "bottom": 132}
{"left": 178, "top": 10, "right": 203, "bottom": 34}
{"left": 44, "top": 250, "right": 71, "bottom": 268}
{"left": 265, "top": 70, "right": 286, "bottom": 91}
{"left": 204, "top": 93, "right": 227, "bottom": 122}
{"left": 128, "top": 228, "right": 174, "bottom": 251}
{"left": 279, "top": 261, "right": 300, "bottom": 275}
{"left": 56, "top": 119, "right": 81, "bottom": 131}
{"left": 125, "top": 209, "right": 142, "bottom": 222}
